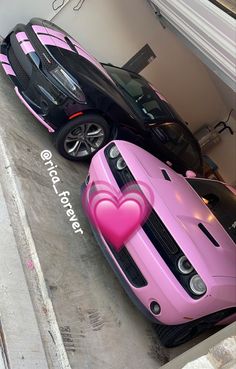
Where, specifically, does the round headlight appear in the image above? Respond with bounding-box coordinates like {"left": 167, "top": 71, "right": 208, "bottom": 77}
{"left": 189, "top": 274, "right": 207, "bottom": 296}
{"left": 116, "top": 157, "right": 127, "bottom": 170}
{"left": 109, "top": 145, "right": 120, "bottom": 159}
{"left": 178, "top": 256, "right": 194, "bottom": 274}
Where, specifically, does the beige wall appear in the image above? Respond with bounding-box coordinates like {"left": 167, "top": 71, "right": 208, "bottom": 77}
{"left": 208, "top": 72, "right": 236, "bottom": 185}
{"left": 53, "top": 0, "right": 235, "bottom": 183}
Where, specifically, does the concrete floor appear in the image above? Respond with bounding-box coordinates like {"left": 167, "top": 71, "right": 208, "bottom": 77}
{"left": 0, "top": 68, "right": 218, "bottom": 369}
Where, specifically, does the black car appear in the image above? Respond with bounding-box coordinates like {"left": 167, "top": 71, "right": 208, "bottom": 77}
{"left": 0, "top": 18, "right": 203, "bottom": 175}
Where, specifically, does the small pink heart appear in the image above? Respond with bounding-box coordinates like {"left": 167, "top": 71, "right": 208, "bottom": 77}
{"left": 94, "top": 198, "right": 142, "bottom": 251}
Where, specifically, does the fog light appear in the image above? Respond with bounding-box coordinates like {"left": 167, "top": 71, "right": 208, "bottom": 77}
{"left": 109, "top": 145, "right": 120, "bottom": 159}
{"left": 178, "top": 256, "right": 194, "bottom": 274}
{"left": 116, "top": 157, "right": 127, "bottom": 170}
{"left": 189, "top": 274, "right": 207, "bottom": 296}
{"left": 150, "top": 301, "right": 161, "bottom": 315}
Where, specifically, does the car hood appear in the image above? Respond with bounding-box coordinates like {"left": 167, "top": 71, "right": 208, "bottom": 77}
{"left": 31, "top": 19, "right": 113, "bottom": 81}
{"left": 114, "top": 141, "right": 236, "bottom": 279}
{"left": 29, "top": 20, "right": 137, "bottom": 120}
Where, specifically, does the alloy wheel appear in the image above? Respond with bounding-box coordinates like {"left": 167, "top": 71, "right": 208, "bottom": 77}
{"left": 64, "top": 122, "right": 105, "bottom": 157}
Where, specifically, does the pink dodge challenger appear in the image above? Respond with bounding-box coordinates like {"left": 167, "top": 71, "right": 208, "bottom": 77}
{"left": 82, "top": 140, "right": 236, "bottom": 347}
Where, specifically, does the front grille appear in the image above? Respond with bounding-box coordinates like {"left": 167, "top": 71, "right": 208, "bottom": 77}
{"left": 88, "top": 181, "right": 147, "bottom": 288}
{"left": 143, "top": 211, "right": 179, "bottom": 255}
{"left": 107, "top": 243, "right": 147, "bottom": 288}
{"left": 8, "top": 46, "right": 30, "bottom": 90}
{"left": 104, "top": 143, "right": 204, "bottom": 299}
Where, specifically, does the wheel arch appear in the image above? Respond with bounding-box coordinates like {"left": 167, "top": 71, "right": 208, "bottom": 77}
{"left": 67, "top": 108, "right": 118, "bottom": 138}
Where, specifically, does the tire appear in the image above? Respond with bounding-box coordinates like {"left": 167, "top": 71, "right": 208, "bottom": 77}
{"left": 54, "top": 114, "right": 110, "bottom": 161}
{"left": 155, "top": 322, "right": 208, "bottom": 348}
{"left": 155, "top": 310, "right": 229, "bottom": 348}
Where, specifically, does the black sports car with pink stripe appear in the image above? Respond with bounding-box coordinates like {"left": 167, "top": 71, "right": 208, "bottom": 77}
{"left": 0, "top": 18, "right": 203, "bottom": 175}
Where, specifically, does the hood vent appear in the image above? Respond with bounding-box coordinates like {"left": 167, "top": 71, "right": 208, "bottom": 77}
{"left": 198, "top": 223, "right": 220, "bottom": 247}
{"left": 161, "top": 169, "right": 171, "bottom": 181}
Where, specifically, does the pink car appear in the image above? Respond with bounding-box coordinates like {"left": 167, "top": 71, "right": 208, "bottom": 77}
{"left": 81, "top": 140, "right": 236, "bottom": 347}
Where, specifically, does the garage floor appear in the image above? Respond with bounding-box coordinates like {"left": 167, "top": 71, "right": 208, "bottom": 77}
{"left": 0, "top": 68, "right": 219, "bottom": 369}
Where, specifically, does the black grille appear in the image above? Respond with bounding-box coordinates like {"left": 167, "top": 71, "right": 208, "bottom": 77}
{"left": 8, "top": 46, "right": 30, "bottom": 90}
{"left": 108, "top": 243, "right": 147, "bottom": 288}
{"left": 143, "top": 211, "right": 179, "bottom": 255}
{"left": 104, "top": 144, "right": 180, "bottom": 257}
{"left": 104, "top": 143, "right": 205, "bottom": 299}
{"left": 88, "top": 180, "right": 147, "bottom": 288}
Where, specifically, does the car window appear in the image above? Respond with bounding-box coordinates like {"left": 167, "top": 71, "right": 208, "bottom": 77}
{"left": 103, "top": 65, "right": 177, "bottom": 123}
{"left": 152, "top": 122, "right": 202, "bottom": 171}
{"left": 187, "top": 178, "right": 236, "bottom": 243}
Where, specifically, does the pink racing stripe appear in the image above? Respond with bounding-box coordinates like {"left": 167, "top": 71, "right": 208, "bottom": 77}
{"left": 20, "top": 41, "right": 35, "bottom": 54}
{"left": 44, "top": 27, "right": 66, "bottom": 41}
{"left": 37, "top": 34, "right": 73, "bottom": 51}
{"left": 32, "top": 25, "right": 66, "bottom": 41}
{"left": 15, "top": 87, "right": 55, "bottom": 133}
{"left": 16, "top": 32, "right": 28, "bottom": 42}
{"left": 32, "top": 25, "right": 48, "bottom": 33}
{"left": 0, "top": 53, "right": 9, "bottom": 63}
{"left": 69, "top": 37, "right": 115, "bottom": 83}
{"left": 74, "top": 46, "right": 115, "bottom": 83}
{"left": 2, "top": 63, "right": 16, "bottom": 76}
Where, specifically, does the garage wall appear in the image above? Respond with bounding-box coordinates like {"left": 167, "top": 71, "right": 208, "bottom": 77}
{"left": 0, "top": 0, "right": 69, "bottom": 37}
{"left": 52, "top": 0, "right": 228, "bottom": 131}
{"left": 206, "top": 71, "right": 236, "bottom": 185}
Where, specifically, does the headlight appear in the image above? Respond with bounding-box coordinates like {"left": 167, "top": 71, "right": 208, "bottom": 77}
{"left": 189, "top": 274, "right": 207, "bottom": 296}
{"left": 178, "top": 256, "right": 194, "bottom": 274}
{"left": 50, "top": 66, "right": 86, "bottom": 103}
{"left": 116, "top": 157, "right": 127, "bottom": 170}
{"left": 109, "top": 145, "right": 120, "bottom": 159}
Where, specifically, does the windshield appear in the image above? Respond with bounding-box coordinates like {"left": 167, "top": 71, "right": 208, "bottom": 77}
{"left": 103, "top": 64, "right": 180, "bottom": 123}
{"left": 187, "top": 178, "right": 236, "bottom": 243}
{"left": 153, "top": 122, "right": 202, "bottom": 172}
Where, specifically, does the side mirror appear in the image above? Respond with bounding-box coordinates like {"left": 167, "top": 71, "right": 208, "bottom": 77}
{"left": 186, "top": 170, "right": 197, "bottom": 178}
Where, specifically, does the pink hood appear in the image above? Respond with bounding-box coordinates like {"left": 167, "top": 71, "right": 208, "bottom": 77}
{"left": 114, "top": 141, "right": 236, "bottom": 279}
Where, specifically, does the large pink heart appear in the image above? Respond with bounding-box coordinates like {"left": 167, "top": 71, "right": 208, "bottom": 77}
{"left": 94, "top": 198, "right": 143, "bottom": 251}
{"left": 82, "top": 180, "right": 154, "bottom": 252}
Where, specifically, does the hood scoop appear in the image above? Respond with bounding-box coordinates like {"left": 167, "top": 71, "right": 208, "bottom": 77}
{"left": 161, "top": 169, "right": 171, "bottom": 181}
{"left": 198, "top": 223, "right": 220, "bottom": 247}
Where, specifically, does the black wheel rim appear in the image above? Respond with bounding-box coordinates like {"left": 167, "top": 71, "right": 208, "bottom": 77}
{"left": 64, "top": 122, "right": 105, "bottom": 157}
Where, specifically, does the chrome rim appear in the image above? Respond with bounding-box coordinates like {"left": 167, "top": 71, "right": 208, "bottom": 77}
{"left": 64, "top": 123, "right": 105, "bottom": 157}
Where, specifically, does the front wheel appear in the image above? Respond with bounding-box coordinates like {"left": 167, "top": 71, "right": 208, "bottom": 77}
{"left": 54, "top": 114, "right": 110, "bottom": 161}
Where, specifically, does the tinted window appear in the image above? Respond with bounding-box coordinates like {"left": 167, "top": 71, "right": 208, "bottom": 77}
{"left": 187, "top": 178, "right": 236, "bottom": 243}
{"left": 152, "top": 122, "right": 202, "bottom": 171}
{"left": 103, "top": 65, "right": 179, "bottom": 123}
